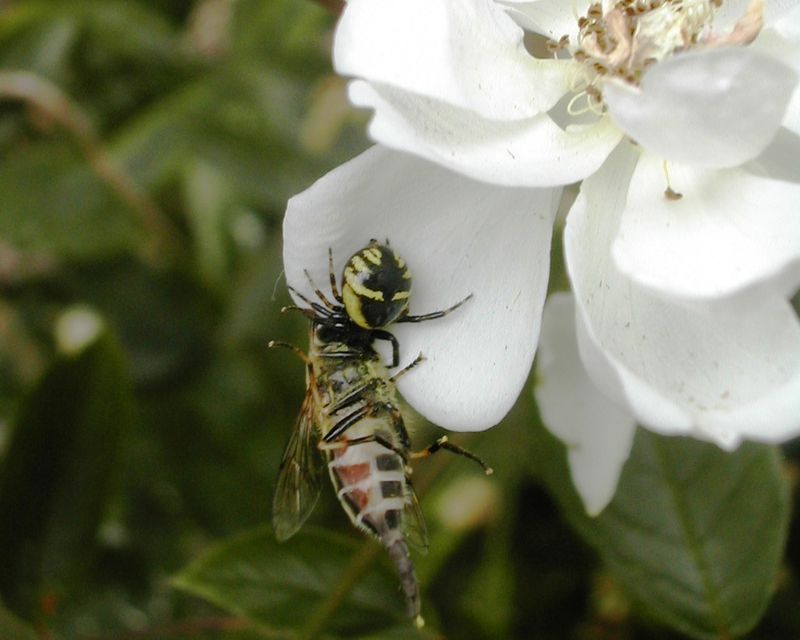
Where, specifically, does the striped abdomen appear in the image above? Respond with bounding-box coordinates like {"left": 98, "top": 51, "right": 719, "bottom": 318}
{"left": 313, "top": 339, "right": 421, "bottom": 622}
{"left": 326, "top": 418, "right": 420, "bottom": 621}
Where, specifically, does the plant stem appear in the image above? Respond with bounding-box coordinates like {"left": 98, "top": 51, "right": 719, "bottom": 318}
{"left": 0, "top": 71, "right": 182, "bottom": 268}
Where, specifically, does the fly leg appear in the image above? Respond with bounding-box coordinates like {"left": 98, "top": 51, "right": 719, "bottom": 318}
{"left": 390, "top": 353, "right": 425, "bottom": 382}
{"left": 267, "top": 340, "right": 310, "bottom": 364}
{"left": 411, "top": 436, "right": 493, "bottom": 475}
{"left": 279, "top": 304, "right": 318, "bottom": 322}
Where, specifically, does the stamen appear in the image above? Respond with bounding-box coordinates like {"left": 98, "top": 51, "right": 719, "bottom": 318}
{"left": 566, "top": 89, "right": 605, "bottom": 116}
{"left": 567, "top": 0, "right": 721, "bottom": 110}
{"left": 662, "top": 161, "right": 683, "bottom": 200}
{"left": 567, "top": 91, "right": 594, "bottom": 116}
{"left": 665, "top": 187, "right": 684, "bottom": 200}
{"left": 567, "top": 65, "right": 592, "bottom": 94}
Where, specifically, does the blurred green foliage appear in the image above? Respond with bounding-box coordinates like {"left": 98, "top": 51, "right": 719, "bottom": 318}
{"left": 1, "top": 1, "right": 799, "bottom": 639}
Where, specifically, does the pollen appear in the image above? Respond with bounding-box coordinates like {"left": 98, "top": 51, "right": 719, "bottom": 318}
{"left": 563, "top": 0, "right": 763, "bottom": 115}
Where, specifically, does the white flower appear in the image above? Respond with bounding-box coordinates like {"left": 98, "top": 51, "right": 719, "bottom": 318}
{"left": 284, "top": 0, "right": 800, "bottom": 513}
{"left": 333, "top": 0, "right": 799, "bottom": 185}
{"left": 535, "top": 139, "right": 800, "bottom": 514}
{"left": 284, "top": 147, "right": 561, "bottom": 429}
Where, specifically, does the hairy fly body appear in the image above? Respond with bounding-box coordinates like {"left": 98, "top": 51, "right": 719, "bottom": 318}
{"left": 270, "top": 240, "right": 491, "bottom": 628}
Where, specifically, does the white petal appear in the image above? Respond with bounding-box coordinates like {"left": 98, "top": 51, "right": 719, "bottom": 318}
{"left": 349, "top": 80, "right": 622, "bottom": 187}
{"left": 772, "top": 2, "right": 800, "bottom": 38}
{"left": 714, "top": 0, "right": 800, "bottom": 29}
{"left": 535, "top": 292, "right": 636, "bottom": 515}
{"left": 565, "top": 142, "right": 800, "bottom": 447}
{"left": 785, "top": 86, "right": 800, "bottom": 135}
{"left": 284, "top": 146, "right": 561, "bottom": 430}
{"left": 334, "top": 0, "right": 572, "bottom": 119}
{"left": 500, "top": 0, "right": 591, "bottom": 44}
{"left": 749, "top": 20, "right": 800, "bottom": 135}
{"left": 612, "top": 153, "right": 800, "bottom": 303}
{"left": 745, "top": 127, "right": 800, "bottom": 182}
{"left": 604, "top": 47, "right": 798, "bottom": 167}
{"left": 751, "top": 18, "right": 800, "bottom": 71}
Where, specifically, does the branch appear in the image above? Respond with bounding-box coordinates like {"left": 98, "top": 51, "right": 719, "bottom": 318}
{"left": 0, "top": 71, "right": 182, "bottom": 267}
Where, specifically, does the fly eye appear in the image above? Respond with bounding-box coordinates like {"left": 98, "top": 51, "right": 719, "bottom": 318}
{"left": 341, "top": 242, "right": 412, "bottom": 329}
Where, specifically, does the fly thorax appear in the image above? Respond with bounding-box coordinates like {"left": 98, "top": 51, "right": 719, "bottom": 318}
{"left": 329, "top": 363, "right": 362, "bottom": 388}
{"left": 561, "top": 0, "right": 763, "bottom": 114}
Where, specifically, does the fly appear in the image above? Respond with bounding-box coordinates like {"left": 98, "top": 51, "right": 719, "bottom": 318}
{"left": 269, "top": 239, "right": 492, "bottom": 628}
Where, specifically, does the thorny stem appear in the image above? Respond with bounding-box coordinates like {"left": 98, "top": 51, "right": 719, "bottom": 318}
{"left": 0, "top": 71, "right": 182, "bottom": 268}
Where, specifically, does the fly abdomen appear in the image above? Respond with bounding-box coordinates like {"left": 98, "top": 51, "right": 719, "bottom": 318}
{"left": 328, "top": 440, "right": 407, "bottom": 537}
{"left": 386, "top": 536, "right": 423, "bottom": 627}
{"left": 327, "top": 440, "right": 423, "bottom": 625}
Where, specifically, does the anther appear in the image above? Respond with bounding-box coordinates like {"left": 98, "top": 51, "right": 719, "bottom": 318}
{"left": 662, "top": 161, "right": 684, "bottom": 200}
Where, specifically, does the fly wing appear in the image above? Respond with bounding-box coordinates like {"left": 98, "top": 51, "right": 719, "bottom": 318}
{"left": 403, "top": 478, "right": 430, "bottom": 554}
{"left": 272, "top": 391, "right": 322, "bottom": 542}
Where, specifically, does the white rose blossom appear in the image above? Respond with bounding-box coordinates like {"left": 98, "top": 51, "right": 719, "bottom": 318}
{"left": 284, "top": 0, "right": 800, "bottom": 513}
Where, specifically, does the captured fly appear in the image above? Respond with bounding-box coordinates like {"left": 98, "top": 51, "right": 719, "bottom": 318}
{"left": 270, "top": 239, "right": 491, "bottom": 627}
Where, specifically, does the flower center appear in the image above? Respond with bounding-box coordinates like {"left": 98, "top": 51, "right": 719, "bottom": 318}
{"left": 579, "top": 0, "right": 716, "bottom": 81}
{"left": 558, "top": 0, "right": 762, "bottom": 113}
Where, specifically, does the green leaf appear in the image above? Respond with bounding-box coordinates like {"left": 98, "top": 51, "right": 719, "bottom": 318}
{"left": 183, "top": 161, "right": 235, "bottom": 289}
{"left": 532, "top": 426, "right": 789, "bottom": 639}
{"left": 109, "top": 78, "right": 211, "bottom": 189}
{"left": 231, "top": 0, "right": 334, "bottom": 76}
{"left": 0, "top": 327, "right": 135, "bottom": 617}
{"left": 173, "top": 526, "right": 429, "bottom": 639}
{"left": 77, "top": 0, "right": 181, "bottom": 62}
{"left": 0, "top": 1, "right": 179, "bottom": 64}
{"left": 354, "top": 625, "right": 439, "bottom": 639}
{"left": 110, "top": 65, "right": 343, "bottom": 210}
{"left": 0, "top": 11, "right": 79, "bottom": 81}
{"left": 66, "top": 259, "right": 215, "bottom": 385}
{"left": 0, "top": 143, "right": 137, "bottom": 260}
